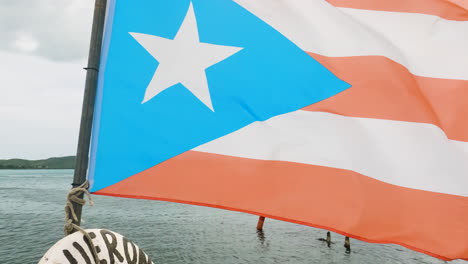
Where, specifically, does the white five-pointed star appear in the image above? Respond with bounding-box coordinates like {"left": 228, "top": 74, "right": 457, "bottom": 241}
{"left": 130, "top": 3, "right": 243, "bottom": 111}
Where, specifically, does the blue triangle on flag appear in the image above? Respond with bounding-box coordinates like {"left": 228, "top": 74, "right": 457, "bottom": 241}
{"left": 89, "top": 0, "right": 350, "bottom": 192}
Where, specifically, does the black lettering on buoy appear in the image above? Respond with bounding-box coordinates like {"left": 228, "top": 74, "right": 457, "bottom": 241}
{"left": 89, "top": 231, "right": 97, "bottom": 239}
{"left": 73, "top": 242, "right": 92, "bottom": 264}
{"left": 138, "top": 248, "right": 152, "bottom": 264}
{"left": 83, "top": 234, "right": 100, "bottom": 262}
{"left": 123, "top": 237, "right": 138, "bottom": 264}
{"left": 101, "top": 229, "right": 124, "bottom": 263}
{"left": 63, "top": 249, "right": 78, "bottom": 264}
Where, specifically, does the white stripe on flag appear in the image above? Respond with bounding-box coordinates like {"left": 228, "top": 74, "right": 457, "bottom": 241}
{"left": 195, "top": 111, "right": 468, "bottom": 197}
{"left": 234, "top": 0, "right": 468, "bottom": 80}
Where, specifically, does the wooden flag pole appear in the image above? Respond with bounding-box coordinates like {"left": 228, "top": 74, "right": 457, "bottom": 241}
{"left": 71, "top": 0, "right": 108, "bottom": 227}
{"left": 257, "top": 216, "right": 266, "bottom": 230}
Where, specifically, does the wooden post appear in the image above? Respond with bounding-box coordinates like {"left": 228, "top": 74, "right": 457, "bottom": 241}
{"left": 257, "top": 216, "right": 266, "bottom": 230}
{"left": 71, "top": 0, "right": 108, "bottom": 227}
{"left": 344, "top": 236, "right": 351, "bottom": 253}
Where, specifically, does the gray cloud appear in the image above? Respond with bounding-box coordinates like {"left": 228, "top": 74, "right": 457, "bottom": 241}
{"left": 0, "top": 0, "right": 94, "bottom": 61}
{"left": 0, "top": 51, "right": 86, "bottom": 159}
{"left": 0, "top": 0, "right": 97, "bottom": 159}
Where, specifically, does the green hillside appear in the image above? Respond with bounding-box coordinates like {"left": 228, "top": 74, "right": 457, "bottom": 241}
{"left": 0, "top": 156, "right": 75, "bottom": 169}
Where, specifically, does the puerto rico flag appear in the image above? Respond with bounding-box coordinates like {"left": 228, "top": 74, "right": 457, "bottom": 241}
{"left": 88, "top": 0, "right": 468, "bottom": 260}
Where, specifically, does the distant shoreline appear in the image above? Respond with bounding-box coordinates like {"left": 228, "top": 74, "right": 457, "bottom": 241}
{"left": 0, "top": 156, "right": 75, "bottom": 170}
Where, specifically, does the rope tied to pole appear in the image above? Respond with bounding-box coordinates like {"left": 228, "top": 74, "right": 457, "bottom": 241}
{"left": 64, "top": 180, "right": 93, "bottom": 234}
{"left": 64, "top": 180, "right": 101, "bottom": 264}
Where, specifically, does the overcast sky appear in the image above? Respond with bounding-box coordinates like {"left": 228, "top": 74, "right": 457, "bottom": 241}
{"left": 0, "top": 0, "right": 94, "bottom": 159}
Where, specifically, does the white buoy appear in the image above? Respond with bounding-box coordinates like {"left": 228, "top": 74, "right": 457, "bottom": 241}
{"left": 38, "top": 229, "right": 154, "bottom": 264}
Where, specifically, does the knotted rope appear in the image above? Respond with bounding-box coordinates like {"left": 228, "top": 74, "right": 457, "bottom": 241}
{"left": 64, "top": 181, "right": 101, "bottom": 264}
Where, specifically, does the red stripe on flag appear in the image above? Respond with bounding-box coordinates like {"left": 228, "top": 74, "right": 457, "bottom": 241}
{"left": 327, "top": 0, "right": 468, "bottom": 21}
{"left": 304, "top": 53, "right": 468, "bottom": 142}
{"left": 95, "top": 151, "right": 468, "bottom": 261}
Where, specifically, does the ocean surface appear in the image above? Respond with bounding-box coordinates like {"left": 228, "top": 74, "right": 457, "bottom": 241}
{"left": 0, "top": 169, "right": 465, "bottom": 264}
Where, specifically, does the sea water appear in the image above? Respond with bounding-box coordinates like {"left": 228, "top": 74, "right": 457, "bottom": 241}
{"left": 0, "top": 170, "right": 465, "bottom": 264}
